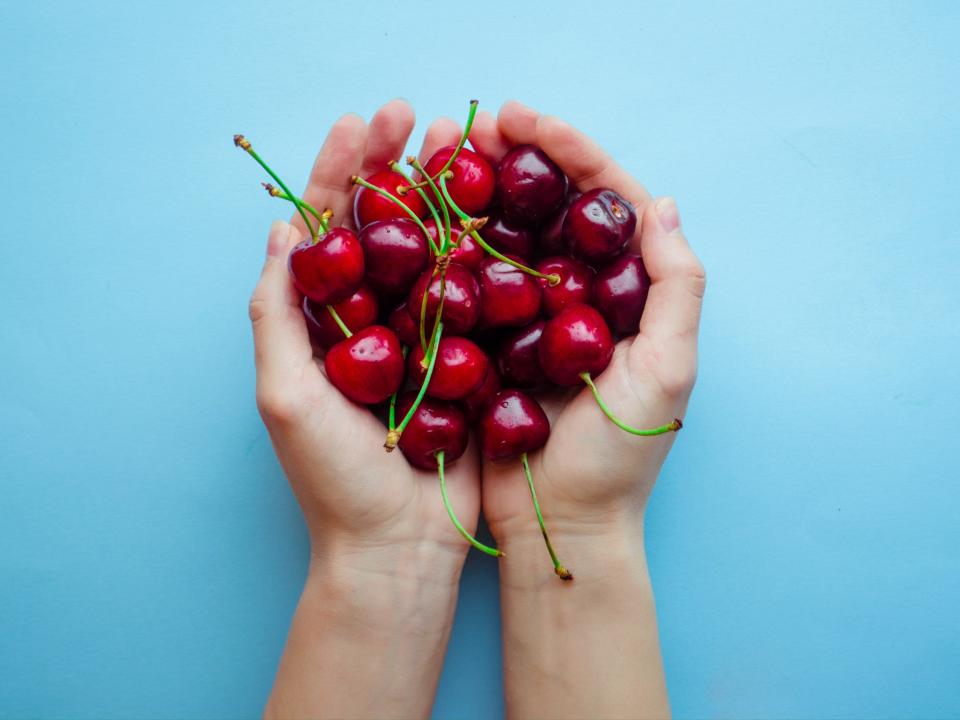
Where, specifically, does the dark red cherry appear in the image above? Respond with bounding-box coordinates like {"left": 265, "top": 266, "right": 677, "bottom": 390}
{"left": 460, "top": 366, "right": 501, "bottom": 422}
{"left": 481, "top": 211, "right": 535, "bottom": 260}
{"left": 288, "top": 227, "right": 364, "bottom": 304}
{"left": 497, "top": 320, "right": 547, "bottom": 390}
{"left": 496, "top": 145, "right": 568, "bottom": 226}
{"left": 423, "top": 218, "right": 484, "bottom": 272}
{"left": 593, "top": 253, "right": 651, "bottom": 335}
{"left": 538, "top": 304, "right": 614, "bottom": 386}
{"left": 479, "top": 389, "right": 550, "bottom": 461}
{"left": 325, "top": 326, "right": 404, "bottom": 404}
{"left": 424, "top": 146, "right": 495, "bottom": 216}
{"left": 396, "top": 392, "right": 469, "bottom": 471}
{"left": 535, "top": 256, "right": 594, "bottom": 317}
{"left": 539, "top": 191, "right": 581, "bottom": 256}
{"left": 353, "top": 169, "right": 426, "bottom": 228}
{"left": 387, "top": 302, "right": 421, "bottom": 347}
{"left": 477, "top": 256, "right": 542, "bottom": 328}
{"left": 303, "top": 284, "right": 379, "bottom": 350}
{"left": 407, "top": 337, "right": 490, "bottom": 401}
{"left": 359, "top": 218, "right": 429, "bottom": 297}
{"left": 563, "top": 188, "right": 636, "bottom": 263}
{"left": 407, "top": 263, "right": 480, "bottom": 335}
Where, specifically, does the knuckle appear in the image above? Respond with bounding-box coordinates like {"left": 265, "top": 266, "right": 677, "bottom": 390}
{"left": 256, "top": 385, "right": 301, "bottom": 425}
{"left": 248, "top": 293, "right": 269, "bottom": 325}
{"left": 680, "top": 255, "right": 707, "bottom": 299}
{"left": 658, "top": 359, "right": 698, "bottom": 401}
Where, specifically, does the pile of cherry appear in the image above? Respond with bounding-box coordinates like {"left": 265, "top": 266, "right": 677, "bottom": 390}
{"left": 235, "top": 101, "right": 680, "bottom": 581}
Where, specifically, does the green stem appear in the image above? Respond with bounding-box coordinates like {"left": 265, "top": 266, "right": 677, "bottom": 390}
{"left": 394, "top": 320, "right": 444, "bottom": 437}
{"left": 408, "top": 157, "right": 452, "bottom": 254}
{"left": 387, "top": 346, "right": 410, "bottom": 431}
{"left": 580, "top": 373, "right": 683, "bottom": 435}
{"left": 325, "top": 305, "right": 352, "bottom": 339}
{"left": 437, "top": 450, "right": 503, "bottom": 557}
{"left": 521, "top": 453, "right": 572, "bottom": 580}
{"left": 390, "top": 162, "right": 443, "bottom": 256}
{"left": 265, "top": 184, "right": 326, "bottom": 224}
{"left": 432, "top": 100, "right": 479, "bottom": 180}
{"left": 352, "top": 175, "right": 435, "bottom": 252}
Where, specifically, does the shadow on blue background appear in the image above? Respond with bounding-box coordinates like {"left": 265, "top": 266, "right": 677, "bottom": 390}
{"left": 1, "top": 1, "right": 958, "bottom": 718}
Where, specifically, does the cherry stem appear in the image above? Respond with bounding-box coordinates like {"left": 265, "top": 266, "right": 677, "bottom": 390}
{"left": 419, "top": 267, "right": 446, "bottom": 355}
{"left": 351, "top": 175, "right": 438, "bottom": 256}
{"left": 432, "top": 100, "right": 479, "bottom": 181}
{"left": 437, "top": 450, "right": 503, "bottom": 558}
{"left": 579, "top": 373, "right": 683, "bottom": 435}
{"left": 387, "top": 346, "right": 410, "bottom": 431}
{"left": 234, "top": 135, "right": 317, "bottom": 241}
{"left": 407, "top": 157, "right": 452, "bottom": 253}
{"left": 389, "top": 162, "right": 444, "bottom": 256}
{"left": 438, "top": 174, "right": 561, "bottom": 285}
{"left": 325, "top": 305, "right": 352, "bottom": 339}
{"left": 387, "top": 320, "right": 444, "bottom": 448}
{"left": 521, "top": 453, "right": 573, "bottom": 580}
{"left": 262, "top": 183, "right": 330, "bottom": 233}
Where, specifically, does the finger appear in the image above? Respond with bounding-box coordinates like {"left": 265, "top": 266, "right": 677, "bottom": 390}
{"left": 468, "top": 110, "right": 510, "bottom": 163}
{"left": 359, "top": 99, "right": 416, "bottom": 176}
{"left": 497, "top": 100, "right": 540, "bottom": 145}
{"left": 295, "top": 114, "right": 368, "bottom": 233}
{"left": 416, "top": 116, "right": 463, "bottom": 166}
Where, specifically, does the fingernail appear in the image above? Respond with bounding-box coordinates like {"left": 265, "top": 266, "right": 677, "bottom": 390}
{"left": 266, "top": 221, "right": 290, "bottom": 258}
{"left": 656, "top": 197, "right": 680, "bottom": 233}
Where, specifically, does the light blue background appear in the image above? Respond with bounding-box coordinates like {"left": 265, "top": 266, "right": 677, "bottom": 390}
{"left": 1, "top": 1, "right": 958, "bottom": 717}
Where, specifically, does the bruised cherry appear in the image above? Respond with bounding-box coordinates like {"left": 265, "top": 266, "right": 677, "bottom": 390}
{"left": 481, "top": 210, "right": 536, "bottom": 260}
{"left": 497, "top": 145, "right": 568, "bottom": 226}
{"left": 477, "top": 256, "right": 542, "bottom": 328}
{"left": 407, "top": 337, "right": 490, "bottom": 401}
{"left": 424, "top": 146, "right": 495, "bottom": 215}
{"left": 407, "top": 263, "right": 481, "bottom": 335}
{"left": 353, "top": 169, "right": 426, "bottom": 228}
{"left": 479, "top": 389, "right": 550, "bottom": 461}
{"left": 396, "top": 392, "right": 469, "bottom": 471}
{"left": 325, "top": 326, "right": 404, "bottom": 404}
{"left": 288, "top": 227, "right": 364, "bottom": 304}
{"left": 593, "top": 253, "right": 650, "bottom": 335}
{"left": 303, "top": 284, "right": 378, "bottom": 349}
{"left": 535, "top": 256, "right": 594, "bottom": 317}
{"left": 359, "top": 218, "right": 428, "bottom": 297}
{"left": 538, "top": 304, "right": 614, "bottom": 386}
{"left": 563, "top": 188, "right": 636, "bottom": 263}
{"left": 497, "top": 320, "right": 547, "bottom": 390}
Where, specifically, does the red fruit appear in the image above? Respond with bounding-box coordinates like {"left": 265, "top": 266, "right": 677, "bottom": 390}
{"left": 288, "top": 227, "right": 364, "bottom": 304}
{"left": 396, "top": 393, "right": 469, "bottom": 470}
{"left": 482, "top": 211, "right": 535, "bottom": 260}
{"left": 303, "top": 284, "right": 379, "bottom": 350}
{"left": 387, "top": 302, "right": 421, "bottom": 347}
{"left": 424, "top": 146, "right": 495, "bottom": 215}
{"left": 538, "top": 304, "right": 614, "bottom": 386}
{"left": 496, "top": 145, "right": 568, "bottom": 226}
{"left": 358, "top": 218, "right": 429, "bottom": 297}
{"left": 407, "top": 263, "right": 481, "bottom": 335}
{"left": 324, "top": 326, "right": 404, "bottom": 404}
{"left": 539, "top": 191, "right": 581, "bottom": 256}
{"left": 479, "top": 389, "right": 550, "bottom": 461}
{"left": 354, "top": 170, "right": 426, "bottom": 228}
{"left": 563, "top": 188, "right": 636, "bottom": 263}
{"left": 460, "top": 366, "right": 501, "bottom": 422}
{"left": 407, "top": 337, "right": 490, "bottom": 401}
{"left": 535, "top": 256, "right": 594, "bottom": 317}
{"left": 477, "top": 256, "right": 542, "bottom": 328}
{"left": 424, "top": 218, "right": 484, "bottom": 271}
{"left": 497, "top": 320, "right": 547, "bottom": 390}
{"left": 593, "top": 253, "right": 651, "bottom": 335}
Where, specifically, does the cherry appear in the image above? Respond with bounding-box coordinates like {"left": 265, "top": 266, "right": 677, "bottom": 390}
{"left": 423, "top": 146, "right": 495, "bottom": 216}
{"left": 407, "top": 337, "right": 490, "bottom": 401}
{"left": 353, "top": 169, "right": 426, "bottom": 228}
{"left": 538, "top": 304, "right": 614, "bottom": 386}
{"left": 479, "top": 389, "right": 550, "bottom": 462}
{"left": 395, "top": 392, "right": 468, "bottom": 471}
{"left": 387, "top": 302, "right": 421, "bottom": 347}
{"left": 407, "top": 263, "right": 481, "bottom": 335}
{"left": 593, "top": 252, "right": 650, "bottom": 335}
{"left": 325, "top": 326, "right": 404, "bottom": 405}
{"left": 460, "top": 366, "right": 501, "bottom": 422}
{"left": 563, "top": 188, "right": 636, "bottom": 263}
{"left": 497, "top": 145, "right": 568, "bottom": 226}
{"left": 288, "top": 227, "right": 365, "bottom": 304}
{"left": 423, "top": 218, "right": 484, "bottom": 271}
{"left": 477, "top": 256, "right": 542, "bottom": 328}
{"left": 358, "top": 218, "right": 429, "bottom": 297}
{"left": 539, "top": 191, "right": 581, "bottom": 256}
{"left": 481, "top": 210, "right": 536, "bottom": 260}
{"left": 535, "top": 256, "right": 594, "bottom": 317}
{"left": 497, "top": 320, "right": 547, "bottom": 390}
{"left": 303, "top": 284, "right": 378, "bottom": 350}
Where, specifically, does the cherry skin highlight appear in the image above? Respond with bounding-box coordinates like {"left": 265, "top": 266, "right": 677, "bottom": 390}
{"left": 460, "top": 366, "right": 501, "bottom": 422}
{"left": 396, "top": 392, "right": 469, "bottom": 471}
{"left": 407, "top": 337, "right": 490, "bottom": 401}
{"left": 593, "top": 252, "right": 651, "bottom": 335}
{"left": 538, "top": 304, "right": 614, "bottom": 386}
{"left": 359, "top": 218, "right": 429, "bottom": 297}
{"left": 303, "top": 284, "right": 379, "bottom": 350}
{"left": 497, "top": 320, "right": 547, "bottom": 390}
{"left": 477, "top": 256, "right": 542, "bottom": 329}
{"left": 407, "top": 263, "right": 481, "bottom": 335}
{"left": 288, "top": 227, "right": 365, "bottom": 304}
{"left": 325, "top": 325, "right": 405, "bottom": 405}
{"left": 424, "top": 146, "right": 495, "bottom": 216}
{"left": 423, "top": 219, "right": 484, "bottom": 272}
{"left": 535, "top": 256, "right": 594, "bottom": 317}
{"left": 497, "top": 145, "right": 568, "bottom": 226}
{"left": 563, "top": 188, "right": 636, "bottom": 263}
{"left": 387, "top": 302, "right": 421, "bottom": 348}
{"left": 482, "top": 210, "right": 536, "bottom": 260}
{"left": 353, "top": 169, "right": 426, "bottom": 228}
{"left": 479, "top": 389, "right": 551, "bottom": 461}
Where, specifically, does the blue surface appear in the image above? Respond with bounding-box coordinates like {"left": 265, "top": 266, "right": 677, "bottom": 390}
{"left": 1, "top": 1, "right": 958, "bottom": 717}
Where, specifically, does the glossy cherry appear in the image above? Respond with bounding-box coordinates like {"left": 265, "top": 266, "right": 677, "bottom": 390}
{"left": 481, "top": 211, "right": 536, "bottom": 260}
{"left": 423, "top": 218, "right": 484, "bottom": 271}
{"left": 387, "top": 302, "right": 421, "bottom": 347}
{"left": 460, "top": 366, "right": 501, "bottom": 422}
{"left": 407, "top": 337, "right": 490, "bottom": 401}
{"left": 538, "top": 304, "right": 614, "bottom": 386}
{"left": 359, "top": 218, "right": 429, "bottom": 297}
{"left": 303, "top": 284, "right": 378, "bottom": 350}
{"left": 497, "top": 145, "right": 568, "bottom": 226}
{"left": 325, "top": 326, "right": 404, "bottom": 405}
{"left": 288, "top": 227, "right": 365, "bottom": 304}
{"left": 479, "top": 389, "right": 550, "bottom": 461}
{"left": 497, "top": 320, "right": 547, "bottom": 390}
{"left": 396, "top": 392, "right": 469, "bottom": 471}
{"left": 477, "top": 256, "right": 542, "bottom": 329}
{"left": 535, "top": 256, "right": 594, "bottom": 317}
{"left": 539, "top": 191, "right": 581, "bottom": 256}
{"left": 593, "top": 253, "right": 651, "bottom": 335}
{"left": 563, "top": 188, "right": 636, "bottom": 263}
{"left": 424, "top": 146, "right": 495, "bottom": 216}
{"left": 353, "top": 169, "right": 426, "bottom": 228}
{"left": 407, "top": 263, "right": 481, "bottom": 335}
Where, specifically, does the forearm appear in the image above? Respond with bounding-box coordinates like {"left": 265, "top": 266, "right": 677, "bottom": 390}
{"left": 265, "top": 542, "right": 464, "bottom": 720}
{"left": 498, "top": 521, "right": 669, "bottom": 720}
